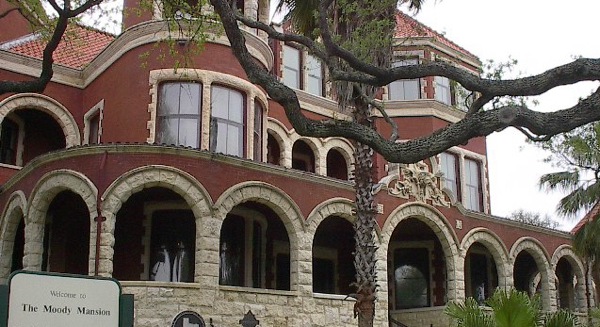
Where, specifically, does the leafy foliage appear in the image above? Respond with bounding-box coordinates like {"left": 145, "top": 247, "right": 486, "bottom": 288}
{"left": 445, "top": 289, "right": 579, "bottom": 327}
{"left": 538, "top": 122, "right": 600, "bottom": 218}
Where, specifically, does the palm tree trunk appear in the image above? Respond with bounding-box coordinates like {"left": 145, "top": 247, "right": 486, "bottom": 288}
{"left": 352, "top": 100, "right": 378, "bottom": 327}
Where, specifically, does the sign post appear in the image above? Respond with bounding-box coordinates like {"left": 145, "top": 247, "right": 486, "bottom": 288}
{"left": 5, "top": 271, "right": 128, "bottom": 327}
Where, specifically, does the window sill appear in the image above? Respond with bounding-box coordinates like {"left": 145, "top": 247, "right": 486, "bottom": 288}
{"left": 218, "top": 285, "right": 297, "bottom": 297}
{"left": 313, "top": 292, "right": 355, "bottom": 301}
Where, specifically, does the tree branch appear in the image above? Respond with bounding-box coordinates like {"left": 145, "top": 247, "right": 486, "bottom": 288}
{"left": 211, "top": 0, "right": 600, "bottom": 164}
{"left": 0, "top": 0, "right": 106, "bottom": 96}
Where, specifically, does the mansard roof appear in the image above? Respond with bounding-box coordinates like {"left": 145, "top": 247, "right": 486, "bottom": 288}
{"left": 395, "top": 11, "right": 477, "bottom": 59}
{"left": 0, "top": 24, "right": 115, "bottom": 69}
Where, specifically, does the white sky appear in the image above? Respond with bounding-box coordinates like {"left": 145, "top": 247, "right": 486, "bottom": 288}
{"left": 406, "top": 0, "right": 600, "bottom": 230}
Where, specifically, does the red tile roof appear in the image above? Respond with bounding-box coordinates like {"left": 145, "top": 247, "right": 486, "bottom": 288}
{"left": 571, "top": 202, "right": 600, "bottom": 234}
{"left": 395, "top": 11, "right": 476, "bottom": 59}
{"left": 2, "top": 24, "right": 114, "bottom": 69}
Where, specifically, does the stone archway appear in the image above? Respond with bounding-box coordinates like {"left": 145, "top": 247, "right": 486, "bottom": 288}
{"left": 0, "top": 191, "right": 27, "bottom": 282}
{"left": 0, "top": 93, "right": 80, "bottom": 147}
{"left": 510, "top": 237, "right": 554, "bottom": 310}
{"left": 26, "top": 170, "right": 97, "bottom": 273}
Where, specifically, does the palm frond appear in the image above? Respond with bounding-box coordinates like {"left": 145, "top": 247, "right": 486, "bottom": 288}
{"left": 544, "top": 310, "right": 580, "bottom": 327}
{"left": 539, "top": 171, "right": 580, "bottom": 192}
{"left": 445, "top": 298, "right": 494, "bottom": 327}
{"left": 487, "top": 289, "right": 542, "bottom": 327}
{"left": 557, "top": 182, "right": 600, "bottom": 217}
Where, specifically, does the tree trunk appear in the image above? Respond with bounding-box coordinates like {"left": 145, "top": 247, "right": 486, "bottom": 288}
{"left": 352, "top": 100, "right": 378, "bottom": 327}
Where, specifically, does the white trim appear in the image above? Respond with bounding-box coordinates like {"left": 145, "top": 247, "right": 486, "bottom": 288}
{"left": 83, "top": 99, "right": 104, "bottom": 145}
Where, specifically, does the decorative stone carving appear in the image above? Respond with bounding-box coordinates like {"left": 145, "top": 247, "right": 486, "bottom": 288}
{"left": 377, "top": 160, "right": 450, "bottom": 207}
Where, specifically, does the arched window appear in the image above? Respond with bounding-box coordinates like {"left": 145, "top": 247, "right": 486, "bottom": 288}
{"left": 326, "top": 149, "right": 348, "bottom": 180}
{"left": 267, "top": 133, "right": 281, "bottom": 165}
{"left": 210, "top": 86, "right": 245, "bottom": 157}
{"left": 292, "top": 140, "right": 315, "bottom": 173}
{"left": 157, "top": 82, "right": 202, "bottom": 147}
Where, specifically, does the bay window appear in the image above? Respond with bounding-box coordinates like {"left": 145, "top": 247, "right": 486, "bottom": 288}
{"left": 389, "top": 59, "right": 420, "bottom": 101}
{"left": 157, "top": 82, "right": 202, "bottom": 147}
{"left": 210, "top": 86, "right": 245, "bottom": 157}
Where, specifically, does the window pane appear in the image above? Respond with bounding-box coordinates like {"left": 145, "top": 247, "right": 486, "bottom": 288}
{"left": 179, "top": 83, "right": 201, "bottom": 115}
{"left": 306, "top": 55, "right": 322, "bottom": 96}
{"left": 227, "top": 124, "right": 242, "bottom": 157}
{"left": 158, "top": 82, "right": 202, "bottom": 148}
{"left": 389, "top": 59, "right": 420, "bottom": 101}
{"left": 178, "top": 118, "right": 199, "bottom": 147}
{"left": 211, "top": 86, "right": 229, "bottom": 119}
{"left": 465, "top": 159, "right": 482, "bottom": 211}
{"left": 283, "top": 45, "right": 300, "bottom": 88}
{"left": 159, "top": 83, "right": 180, "bottom": 116}
{"left": 228, "top": 91, "right": 244, "bottom": 123}
{"left": 254, "top": 102, "right": 263, "bottom": 161}
{"left": 435, "top": 76, "right": 452, "bottom": 105}
{"left": 156, "top": 117, "right": 178, "bottom": 145}
{"left": 211, "top": 86, "right": 245, "bottom": 157}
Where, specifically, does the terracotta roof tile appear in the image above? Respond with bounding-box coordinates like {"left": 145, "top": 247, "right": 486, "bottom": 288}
{"left": 2, "top": 24, "right": 114, "bottom": 69}
{"left": 395, "top": 11, "right": 476, "bottom": 59}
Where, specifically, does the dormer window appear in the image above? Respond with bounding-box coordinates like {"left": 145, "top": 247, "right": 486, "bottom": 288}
{"left": 157, "top": 82, "right": 202, "bottom": 147}
{"left": 389, "top": 59, "right": 420, "bottom": 101}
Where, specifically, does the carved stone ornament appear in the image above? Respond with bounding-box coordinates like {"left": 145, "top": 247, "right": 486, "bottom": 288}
{"left": 377, "top": 161, "right": 450, "bottom": 207}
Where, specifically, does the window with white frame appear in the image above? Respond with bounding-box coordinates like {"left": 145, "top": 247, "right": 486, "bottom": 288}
{"left": 210, "top": 85, "right": 245, "bottom": 157}
{"left": 439, "top": 152, "right": 459, "bottom": 201}
{"left": 388, "top": 59, "right": 420, "bottom": 101}
{"left": 305, "top": 54, "right": 323, "bottom": 96}
{"left": 283, "top": 45, "right": 301, "bottom": 89}
{"left": 84, "top": 99, "right": 103, "bottom": 145}
{"left": 435, "top": 76, "right": 452, "bottom": 105}
{"left": 157, "top": 82, "right": 202, "bottom": 147}
{"left": 464, "top": 158, "right": 483, "bottom": 211}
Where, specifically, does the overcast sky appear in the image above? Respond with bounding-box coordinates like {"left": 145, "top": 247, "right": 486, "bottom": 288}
{"left": 404, "top": 0, "right": 600, "bottom": 230}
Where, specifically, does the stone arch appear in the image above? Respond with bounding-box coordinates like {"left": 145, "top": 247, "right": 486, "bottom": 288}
{"left": 305, "top": 197, "right": 356, "bottom": 243}
{"left": 25, "top": 170, "right": 97, "bottom": 272}
{"left": 0, "top": 191, "right": 27, "bottom": 281}
{"left": 460, "top": 227, "right": 511, "bottom": 289}
{"left": 0, "top": 93, "right": 80, "bottom": 147}
{"left": 510, "top": 237, "right": 555, "bottom": 310}
{"left": 322, "top": 138, "right": 355, "bottom": 179}
{"left": 214, "top": 181, "right": 304, "bottom": 291}
{"left": 551, "top": 245, "right": 587, "bottom": 313}
{"left": 380, "top": 202, "right": 461, "bottom": 306}
{"left": 267, "top": 118, "right": 292, "bottom": 167}
{"left": 100, "top": 165, "right": 212, "bottom": 277}
{"left": 305, "top": 197, "right": 357, "bottom": 295}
